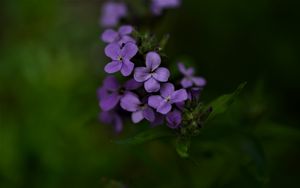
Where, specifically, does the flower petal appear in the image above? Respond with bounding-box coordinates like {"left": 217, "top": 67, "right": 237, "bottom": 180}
{"left": 181, "top": 78, "right": 193, "bottom": 88}
{"left": 121, "top": 43, "right": 138, "bottom": 59}
{"left": 124, "top": 79, "right": 143, "bottom": 90}
{"left": 104, "top": 61, "right": 122, "bottom": 73}
{"left": 143, "top": 107, "right": 155, "bottom": 122}
{"left": 151, "top": 113, "right": 165, "bottom": 126}
{"left": 102, "top": 76, "right": 120, "bottom": 91}
{"left": 178, "top": 63, "right": 194, "bottom": 76}
{"left": 119, "top": 36, "right": 136, "bottom": 45}
{"left": 146, "top": 52, "right": 161, "bottom": 71}
{"left": 157, "top": 101, "right": 172, "bottom": 114}
{"left": 192, "top": 77, "right": 206, "bottom": 87}
{"left": 166, "top": 110, "right": 182, "bottom": 129}
{"left": 118, "top": 25, "right": 133, "bottom": 35}
{"left": 121, "top": 59, "right": 134, "bottom": 76}
{"left": 101, "top": 29, "right": 119, "bottom": 43}
{"left": 99, "top": 93, "right": 121, "bottom": 111}
{"left": 170, "top": 89, "right": 188, "bottom": 103}
{"left": 134, "top": 67, "right": 151, "bottom": 82}
{"left": 132, "top": 111, "right": 144, "bottom": 123}
{"left": 153, "top": 67, "right": 170, "bottom": 82}
{"left": 105, "top": 43, "right": 121, "bottom": 60}
{"left": 99, "top": 111, "right": 113, "bottom": 124}
{"left": 145, "top": 77, "right": 160, "bottom": 92}
{"left": 120, "top": 93, "right": 141, "bottom": 112}
{"left": 148, "top": 95, "right": 164, "bottom": 109}
{"left": 160, "top": 83, "right": 175, "bottom": 98}
{"left": 114, "top": 114, "right": 123, "bottom": 133}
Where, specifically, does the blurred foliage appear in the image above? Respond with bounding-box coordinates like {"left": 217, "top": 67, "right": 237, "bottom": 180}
{"left": 0, "top": 0, "right": 299, "bottom": 188}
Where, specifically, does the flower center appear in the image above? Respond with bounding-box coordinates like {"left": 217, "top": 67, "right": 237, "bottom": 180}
{"left": 165, "top": 96, "right": 171, "bottom": 102}
{"left": 118, "top": 88, "right": 125, "bottom": 95}
{"left": 117, "top": 56, "right": 123, "bottom": 61}
{"left": 139, "top": 103, "right": 147, "bottom": 109}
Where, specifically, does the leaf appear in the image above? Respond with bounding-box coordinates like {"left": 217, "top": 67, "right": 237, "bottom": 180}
{"left": 159, "top": 34, "right": 170, "bottom": 50}
{"left": 205, "top": 82, "right": 247, "bottom": 122}
{"left": 241, "top": 137, "right": 269, "bottom": 184}
{"left": 175, "top": 137, "right": 191, "bottom": 158}
{"left": 115, "top": 127, "right": 175, "bottom": 145}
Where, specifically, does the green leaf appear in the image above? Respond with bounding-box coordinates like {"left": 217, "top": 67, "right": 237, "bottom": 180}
{"left": 159, "top": 34, "right": 170, "bottom": 51}
{"left": 242, "top": 137, "right": 269, "bottom": 184}
{"left": 205, "top": 82, "right": 247, "bottom": 122}
{"left": 115, "top": 127, "right": 175, "bottom": 145}
{"left": 175, "top": 137, "right": 191, "bottom": 158}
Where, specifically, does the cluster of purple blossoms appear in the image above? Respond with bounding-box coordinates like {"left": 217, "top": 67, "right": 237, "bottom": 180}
{"left": 100, "top": 0, "right": 182, "bottom": 27}
{"left": 98, "top": 43, "right": 205, "bottom": 132}
{"left": 98, "top": 1, "right": 205, "bottom": 133}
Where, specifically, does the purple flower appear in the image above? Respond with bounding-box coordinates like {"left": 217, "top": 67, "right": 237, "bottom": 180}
{"left": 121, "top": 93, "right": 155, "bottom": 123}
{"left": 98, "top": 76, "right": 141, "bottom": 111}
{"left": 178, "top": 63, "right": 206, "bottom": 99}
{"left": 104, "top": 42, "right": 138, "bottom": 76}
{"left": 101, "top": 25, "right": 135, "bottom": 45}
{"left": 134, "top": 52, "right": 170, "bottom": 92}
{"left": 151, "top": 0, "right": 181, "bottom": 15}
{"left": 148, "top": 83, "right": 188, "bottom": 114}
{"left": 166, "top": 109, "right": 182, "bottom": 129}
{"left": 100, "top": 110, "right": 123, "bottom": 133}
{"left": 100, "top": 2, "right": 127, "bottom": 27}
{"left": 178, "top": 63, "right": 206, "bottom": 88}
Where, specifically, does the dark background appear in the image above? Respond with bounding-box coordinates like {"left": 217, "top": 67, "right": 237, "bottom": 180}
{"left": 0, "top": 0, "right": 299, "bottom": 187}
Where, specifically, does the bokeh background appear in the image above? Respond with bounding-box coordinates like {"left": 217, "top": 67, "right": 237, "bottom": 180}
{"left": 1, "top": 0, "right": 299, "bottom": 187}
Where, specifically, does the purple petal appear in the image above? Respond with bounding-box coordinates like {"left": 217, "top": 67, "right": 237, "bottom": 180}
{"left": 189, "top": 87, "right": 202, "bottom": 100}
{"left": 192, "top": 77, "right": 206, "bottom": 87}
{"left": 121, "top": 43, "right": 138, "bottom": 59}
{"left": 132, "top": 111, "right": 144, "bottom": 123}
{"left": 100, "top": 93, "right": 121, "bottom": 111}
{"left": 175, "top": 101, "right": 185, "bottom": 111}
{"left": 143, "top": 107, "right": 155, "bottom": 122}
{"left": 114, "top": 114, "right": 123, "bottom": 133}
{"left": 151, "top": 113, "right": 165, "bottom": 126}
{"left": 145, "top": 77, "right": 160, "bottom": 92}
{"left": 101, "top": 29, "right": 119, "bottom": 43}
{"left": 170, "top": 89, "right": 188, "bottom": 103}
{"left": 148, "top": 95, "right": 164, "bottom": 109}
{"left": 120, "top": 93, "right": 141, "bottom": 112}
{"left": 166, "top": 110, "right": 182, "bottom": 129}
{"left": 178, "top": 63, "right": 194, "bottom": 76}
{"left": 181, "top": 78, "right": 193, "bottom": 88}
{"left": 100, "top": 2, "right": 127, "bottom": 27}
{"left": 153, "top": 67, "right": 170, "bottom": 82}
{"left": 99, "top": 111, "right": 113, "bottom": 124}
{"left": 121, "top": 59, "right": 134, "bottom": 76}
{"left": 105, "top": 43, "right": 121, "bottom": 60}
{"left": 160, "top": 83, "right": 175, "bottom": 98}
{"left": 102, "top": 76, "right": 120, "bottom": 91}
{"left": 97, "top": 87, "right": 106, "bottom": 100}
{"left": 152, "top": 0, "right": 181, "bottom": 9}
{"left": 104, "top": 61, "right": 122, "bottom": 73}
{"left": 157, "top": 101, "right": 172, "bottom": 114}
{"left": 124, "top": 79, "right": 143, "bottom": 90}
{"left": 134, "top": 67, "right": 151, "bottom": 82}
{"left": 118, "top": 25, "right": 133, "bottom": 35}
{"left": 119, "top": 36, "right": 136, "bottom": 45}
{"left": 146, "top": 52, "right": 161, "bottom": 71}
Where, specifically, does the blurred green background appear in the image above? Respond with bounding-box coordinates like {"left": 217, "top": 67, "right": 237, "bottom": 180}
{"left": 0, "top": 0, "right": 299, "bottom": 187}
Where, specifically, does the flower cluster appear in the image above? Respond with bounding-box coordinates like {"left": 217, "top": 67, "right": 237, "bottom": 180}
{"left": 100, "top": 0, "right": 182, "bottom": 27}
{"left": 97, "top": 1, "right": 206, "bottom": 133}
